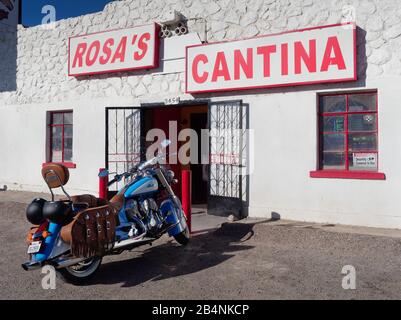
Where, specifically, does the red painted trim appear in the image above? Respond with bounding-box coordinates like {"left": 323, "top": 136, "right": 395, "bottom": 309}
{"left": 68, "top": 23, "right": 160, "bottom": 77}
{"left": 186, "top": 77, "right": 358, "bottom": 95}
{"left": 62, "top": 114, "right": 65, "bottom": 163}
{"left": 68, "top": 36, "right": 71, "bottom": 78}
{"left": 345, "top": 94, "right": 349, "bottom": 170}
{"left": 322, "top": 111, "right": 378, "bottom": 116}
{"left": 68, "top": 22, "right": 158, "bottom": 39}
{"left": 187, "top": 22, "right": 356, "bottom": 50}
{"left": 185, "top": 22, "right": 357, "bottom": 94}
{"left": 42, "top": 162, "right": 77, "bottom": 169}
{"left": 48, "top": 110, "right": 73, "bottom": 164}
{"left": 181, "top": 170, "right": 192, "bottom": 233}
{"left": 99, "top": 168, "right": 108, "bottom": 200}
{"left": 310, "top": 170, "right": 385, "bottom": 180}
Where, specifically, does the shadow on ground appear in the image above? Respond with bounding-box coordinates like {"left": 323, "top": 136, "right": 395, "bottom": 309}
{"left": 89, "top": 220, "right": 270, "bottom": 288}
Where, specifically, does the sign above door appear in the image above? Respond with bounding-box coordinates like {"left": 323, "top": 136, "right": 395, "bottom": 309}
{"left": 69, "top": 23, "right": 159, "bottom": 77}
{"left": 186, "top": 23, "right": 357, "bottom": 94}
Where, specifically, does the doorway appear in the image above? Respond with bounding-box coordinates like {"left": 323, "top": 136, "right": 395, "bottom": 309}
{"left": 142, "top": 105, "right": 209, "bottom": 208}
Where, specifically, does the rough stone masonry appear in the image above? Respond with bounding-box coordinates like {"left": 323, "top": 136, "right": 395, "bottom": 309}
{"left": 1, "top": 0, "right": 401, "bottom": 106}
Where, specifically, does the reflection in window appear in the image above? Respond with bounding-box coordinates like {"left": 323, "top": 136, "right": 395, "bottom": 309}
{"left": 320, "top": 95, "right": 346, "bottom": 113}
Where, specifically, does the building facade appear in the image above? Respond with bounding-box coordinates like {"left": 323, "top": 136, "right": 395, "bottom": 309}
{"left": 1, "top": 0, "right": 401, "bottom": 228}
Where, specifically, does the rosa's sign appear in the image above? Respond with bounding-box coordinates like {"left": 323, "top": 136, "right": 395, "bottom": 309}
{"left": 69, "top": 23, "right": 159, "bottom": 76}
{"left": 186, "top": 23, "right": 356, "bottom": 93}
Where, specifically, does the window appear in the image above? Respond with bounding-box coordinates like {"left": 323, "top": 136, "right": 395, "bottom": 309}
{"left": 47, "top": 111, "right": 75, "bottom": 168}
{"left": 310, "top": 91, "right": 385, "bottom": 180}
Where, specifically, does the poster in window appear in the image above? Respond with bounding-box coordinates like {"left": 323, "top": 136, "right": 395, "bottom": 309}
{"left": 352, "top": 153, "right": 377, "bottom": 169}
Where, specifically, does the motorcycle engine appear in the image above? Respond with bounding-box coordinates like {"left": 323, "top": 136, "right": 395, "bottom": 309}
{"left": 125, "top": 198, "right": 162, "bottom": 235}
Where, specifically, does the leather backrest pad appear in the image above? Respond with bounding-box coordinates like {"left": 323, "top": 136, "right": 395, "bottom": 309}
{"left": 41, "top": 164, "right": 70, "bottom": 189}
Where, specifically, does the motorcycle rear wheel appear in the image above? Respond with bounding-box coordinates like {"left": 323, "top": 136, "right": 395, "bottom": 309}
{"left": 174, "top": 226, "right": 190, "bottom": 246}
{"left": 57, "top": 256, "right": 102, "bottom": 285}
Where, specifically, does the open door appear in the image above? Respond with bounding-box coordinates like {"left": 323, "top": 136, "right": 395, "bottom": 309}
{"left": 208, "top": 100, "right": 249, "bottom": 218}
{"left": 106, "top": 107, "right": 142, "bottom": 195}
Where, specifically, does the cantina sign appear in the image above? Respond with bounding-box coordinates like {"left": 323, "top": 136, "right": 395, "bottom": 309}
{"left": 69, "top": 23, "right": 159, "bottom": 76}
{"left": 186, "top": 23, "right": 356, "bottom": 93}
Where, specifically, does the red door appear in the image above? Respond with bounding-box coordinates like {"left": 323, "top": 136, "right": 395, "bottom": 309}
{"left": 151, "top": 107, "right": 182, "bottom": 196}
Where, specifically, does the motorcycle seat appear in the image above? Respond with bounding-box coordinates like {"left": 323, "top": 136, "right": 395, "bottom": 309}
{"left": 64, "top": 194, "right": 108, "bottom": 209}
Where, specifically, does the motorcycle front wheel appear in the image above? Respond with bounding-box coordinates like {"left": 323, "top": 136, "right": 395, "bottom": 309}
{"left": 174, "top": 226, "right": 190, "bottom": 246}
{"left": 57, "top": 256, "right": 102, "bottom": 285}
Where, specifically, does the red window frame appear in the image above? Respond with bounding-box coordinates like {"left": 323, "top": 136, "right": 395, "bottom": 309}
{"left": 310, "top": 90, "right": 385, "bottom": 180}
{"left": 44, "top": 110, "right": 76, "bottom": 169}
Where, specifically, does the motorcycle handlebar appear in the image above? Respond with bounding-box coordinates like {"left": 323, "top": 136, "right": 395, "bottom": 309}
{"left": 107, "top": 155, "right": 166, "bottom": 187}
{"left": 107, "top": 178, "right": 118, "bottom": 187}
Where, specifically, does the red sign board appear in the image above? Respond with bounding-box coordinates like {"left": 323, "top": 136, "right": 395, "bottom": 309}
{"left": 186, "top": 23, "right": 357, "bottom": 93}
{"left": 69, "top": 23, "right": 160, "bottom": 77}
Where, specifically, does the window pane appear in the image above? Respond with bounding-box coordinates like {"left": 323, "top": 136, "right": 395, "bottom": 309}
{"left": 64, "top": 113, "right": 73, "bottom": 125}
{"left": 349, "top": 93, "right": 377, "bottom": 112}
{"left": 322, "top": 152, "right": 345, "bottom": 170}
{"left": 52, "top": 113, "right": 63, "bottom": 125}
{"left": 64, "top": 126, "right": 73, "bottom": 162}
{"left": 349, "top": 133, "right": 377, "bottom": 152}
{"left": 322, "top": 134, "right": 345, "bottom": 152}
{"left": 348, "top": 114, "right": 376, "bottom": 132}
{"left": 320, "top": 95, "right": 346, "bottom": 113}
{"left": 322, "top": 116, "right": 345, "bottom": 132}
{"left": 51, "top": 127, "right": 63, "bottom": 162}
{"left": 349, "top": 152, "right": 377, "bottom": 171}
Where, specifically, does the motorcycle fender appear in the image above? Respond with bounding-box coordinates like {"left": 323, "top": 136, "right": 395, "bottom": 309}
{"left": 160, "top": 199, "right": 186, "bottom": 237}
{"left": 48, "top": 234, "right": 71, "bottom": 260}
{"left": 32, "top": 222, "right": 62, "bottom": 263}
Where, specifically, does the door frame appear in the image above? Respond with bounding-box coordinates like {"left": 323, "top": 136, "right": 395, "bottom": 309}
{"left": 105, "top": 99, "right": 249, "bottom": 217}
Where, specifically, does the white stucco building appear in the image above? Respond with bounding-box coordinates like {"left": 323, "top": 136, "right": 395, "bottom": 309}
{"left": 1, "top": 0, "right": 401, "bottom": 229}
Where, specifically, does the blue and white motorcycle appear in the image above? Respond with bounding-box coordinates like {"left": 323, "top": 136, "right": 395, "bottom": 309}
{"left": 22, "top": 140, "right": 189, "bottom": 284}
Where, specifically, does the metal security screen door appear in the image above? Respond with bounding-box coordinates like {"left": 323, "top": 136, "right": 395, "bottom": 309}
{"left": 106, "top": 107, "right": 142, "bottom": 192}
{"left": 208, "top": 101, "right": 249, "bottom": 218}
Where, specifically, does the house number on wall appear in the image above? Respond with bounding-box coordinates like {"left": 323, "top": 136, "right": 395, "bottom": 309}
{"left": 165, "top": 97, "right": 181, "bottom": 105}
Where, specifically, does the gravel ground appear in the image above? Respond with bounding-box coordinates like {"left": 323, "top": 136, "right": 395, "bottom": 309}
{"left": 1, "top": 198, "right": 401, "bottom": 300}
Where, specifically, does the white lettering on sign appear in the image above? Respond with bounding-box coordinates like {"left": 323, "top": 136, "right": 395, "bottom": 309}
{"left": 186, "top": 23, "right": 356, "bottom": 93}
{"left": 353, "top": 153, "right": 377, "bottom": 169}
{"left": 69, "top": 23, "right": 159, "bottom": 76}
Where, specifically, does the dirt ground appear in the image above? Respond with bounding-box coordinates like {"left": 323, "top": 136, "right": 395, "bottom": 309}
{"left": 1, "top": 192, "right": 401, "bottom": 300}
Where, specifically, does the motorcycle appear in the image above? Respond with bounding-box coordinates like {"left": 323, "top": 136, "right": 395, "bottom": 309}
{"left": 22, "top": 140, "right": 190, "bottom": 284}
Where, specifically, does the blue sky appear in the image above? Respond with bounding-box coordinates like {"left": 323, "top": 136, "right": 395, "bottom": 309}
{"left": 22, "top": 0, "right": 115, "bottom": 26}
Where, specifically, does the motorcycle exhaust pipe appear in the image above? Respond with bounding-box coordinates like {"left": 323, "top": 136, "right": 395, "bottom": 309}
{"left": 22, "top": 257, "right": 87, "bottom": 271}
{"left": 22, "top": 261, "right": 43, "bottom": 271}
{"left": 52, "top": 257, "right": 87, "bottom": 269}
{"left": 113, "top": 236, "right": 154, "bottom": 250}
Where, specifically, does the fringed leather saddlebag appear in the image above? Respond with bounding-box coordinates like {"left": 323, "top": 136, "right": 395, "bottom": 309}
{"left": 61, "top": 205, "right": 118, "bottom": 258}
